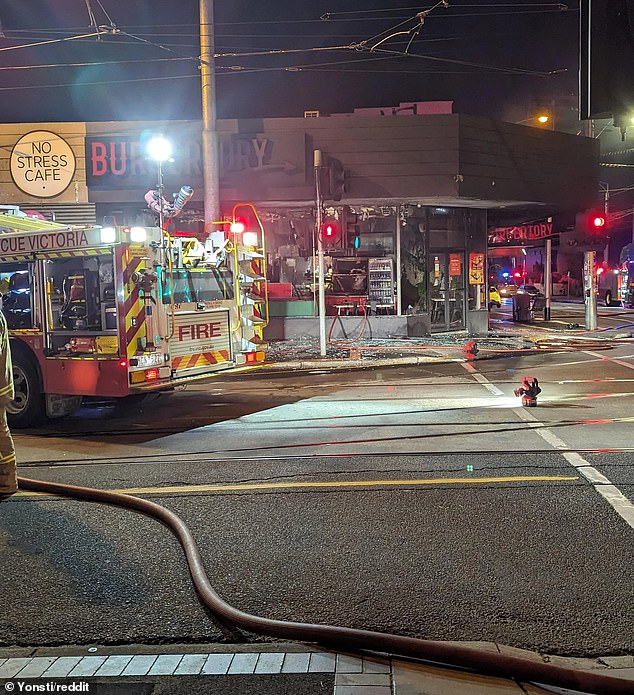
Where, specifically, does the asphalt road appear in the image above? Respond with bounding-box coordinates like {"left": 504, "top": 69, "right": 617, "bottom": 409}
{"left": 2, "top": 341, "right": 634, "bottom": 660}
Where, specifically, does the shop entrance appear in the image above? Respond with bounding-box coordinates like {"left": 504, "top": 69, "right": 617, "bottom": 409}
{"left": 429, "top": 252, "right": 466, "bottom": 331}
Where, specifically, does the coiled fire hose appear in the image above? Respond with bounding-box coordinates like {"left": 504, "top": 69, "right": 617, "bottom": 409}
{"left": 17, "top": 476, "right": 632, "bottom": 695}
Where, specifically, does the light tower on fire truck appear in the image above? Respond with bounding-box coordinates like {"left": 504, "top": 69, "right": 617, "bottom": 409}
{"left": 147, "top": 136, "right": 173, "bottom": 232}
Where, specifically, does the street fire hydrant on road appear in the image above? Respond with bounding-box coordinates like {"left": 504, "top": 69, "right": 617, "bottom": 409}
{"left": 463, "top": 341, "right": 479, "bottom": 361}
{"left": 514, "top": 376, "right": 541, "bottom": 407}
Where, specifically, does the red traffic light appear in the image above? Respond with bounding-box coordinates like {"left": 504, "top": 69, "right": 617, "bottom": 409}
{"left": 321, "top": 218, "right": 339, "bottom": 242}
{"left": 581, "top": 209, "right": 608, "bottom": 232}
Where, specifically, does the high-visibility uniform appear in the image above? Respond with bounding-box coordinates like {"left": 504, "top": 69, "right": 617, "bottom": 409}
{"left": 0, "top": 312, "right": 16, "bottom": 494}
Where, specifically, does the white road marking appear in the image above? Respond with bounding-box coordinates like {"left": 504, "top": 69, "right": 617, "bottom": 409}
{"left": 461, "top": 362, "right": 634, "bottom": 531}
{"left": 585, "top": 350, "right": 634, "bottom": 371}
{"left": 464, "top": 365, "right": 506, "bottom": 395}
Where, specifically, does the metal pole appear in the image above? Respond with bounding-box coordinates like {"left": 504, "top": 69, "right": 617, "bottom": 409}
{"left": 603, "top": 183, "right": 610, "bottom": 265}
{"left": 157, "top": 160, "right": 164, "bottom": 233}
{"left": 584, "top": 250, "right": 598, "bottom": 330}
{"left": 395, "top": 205, "right": 402, "bottom": 315}
{"left": 200, "top": 0, "right": 220, "bottom": 228}
{"left": 314, "top": 150, "right": 327, "bottom": 356}
{"left": 544, "top": 238, "right": 552, "bottom": 320}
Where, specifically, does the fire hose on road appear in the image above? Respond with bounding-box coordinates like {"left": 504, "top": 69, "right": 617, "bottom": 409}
{"left": 16, "top": 475, "right": 633, "bottom": 695}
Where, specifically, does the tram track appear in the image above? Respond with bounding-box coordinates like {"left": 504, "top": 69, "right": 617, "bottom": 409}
{"left": 15, "top": 446, "right": 634, "bottom": 469}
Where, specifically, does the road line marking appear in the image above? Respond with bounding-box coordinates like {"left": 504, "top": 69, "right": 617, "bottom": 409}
{"left": 471, "top": 372, "right": 505, "bottom": 395}
{"left": 585, "top": 350, "right": 634, "bottom": 372}
{"left": 14, "top": 475, "right": 579, "bottom": 498}
{"left": 463, "top": 363, "right": 634, "bottom": 531}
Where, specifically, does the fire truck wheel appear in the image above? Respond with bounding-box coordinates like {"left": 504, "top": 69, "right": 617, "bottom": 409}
{"left": 7, "top": 353, "right": 44, "bottom": 428}
{"left": 605, "top": 290, "right": 613, "bottom": 306}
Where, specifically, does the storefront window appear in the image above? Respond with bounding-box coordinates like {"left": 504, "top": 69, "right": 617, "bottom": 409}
{"left": 401, "top": 208, "right": 427, "bottom": 313}
{"left": 428, "top": 207, "right": 468, "bottom": 249}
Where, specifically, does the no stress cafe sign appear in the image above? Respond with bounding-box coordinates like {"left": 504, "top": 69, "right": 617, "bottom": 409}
{"left": 10, "top": 131, "right": 76, "bottom": 198}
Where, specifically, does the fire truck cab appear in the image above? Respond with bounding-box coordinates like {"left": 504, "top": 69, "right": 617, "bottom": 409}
{"left": 0, "top": 212, "right": 267, "bottom": 427}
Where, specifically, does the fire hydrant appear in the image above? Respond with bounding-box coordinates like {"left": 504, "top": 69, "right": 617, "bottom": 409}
{"left": 463, "top": 340, "right": 479, "bottom": 361}
{"left": 514, "top": 376, "right": 541, "bottom": 407}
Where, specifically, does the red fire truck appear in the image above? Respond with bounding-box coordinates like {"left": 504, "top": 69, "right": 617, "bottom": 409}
{"left": 596, "top": 243, "right": 634, "bottom": 307}
{"left": 0, "top": 209, "right": 268, "bottom": 426}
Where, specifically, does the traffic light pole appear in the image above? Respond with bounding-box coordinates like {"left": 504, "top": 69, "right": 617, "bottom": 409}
{"left": 584, "top": 250, "right": 598, "bottom": 330}
{"left": 314, "top": 150, "right": 327, "bottom": 356}
{"left": 544, "top": 238, "right": 552, "bottom": 321}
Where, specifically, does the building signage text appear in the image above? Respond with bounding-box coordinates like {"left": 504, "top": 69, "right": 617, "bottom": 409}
{"left": 449, "top": 253, "right": 462, "bottom": 276}
{"left": 10, "top": 131, "right": 77, "bottom": 198}
{"left": 488, "top": 222, "right": 555, "bottom": 245}
{"left": 178, "top": 321, "right": 223, "bottom": 342}
{"left": 0, "top": 228, "right": 103, "bottom": 256}
{"left": 86, "top": 135, "right": 277, "bottom": 189}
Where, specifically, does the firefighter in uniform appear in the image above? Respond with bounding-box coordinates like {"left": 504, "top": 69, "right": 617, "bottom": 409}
{"left": 0, "top": 310, "right": 16, "bottom": 498}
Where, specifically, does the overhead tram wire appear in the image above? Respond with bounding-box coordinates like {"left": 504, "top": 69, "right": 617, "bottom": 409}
{"left": 321, "top": 3, "right": 570, "bottom": 17}
{"left": 0, "top": 28, "right": 116, "bottom": 53}
{"left": 0, "top": 5, "right": 564, "bottom": 84}
{"left": 362, "top": 46, "right": 557, "bottom": 77}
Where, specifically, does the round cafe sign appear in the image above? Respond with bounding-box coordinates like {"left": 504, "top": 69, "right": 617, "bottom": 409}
{"left": 10, "top": 130, "right": 76, "bottom": 198}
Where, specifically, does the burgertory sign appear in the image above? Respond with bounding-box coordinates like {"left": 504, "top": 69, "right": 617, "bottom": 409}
{"left": 488, "top": 221, "right": 556, "bottom": 246}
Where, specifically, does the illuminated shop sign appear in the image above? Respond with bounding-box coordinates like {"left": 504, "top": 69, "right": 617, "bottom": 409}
{"left": 488, "top": 222, "right": 556, "bottom": 245}
{"left": 10, "top": 131, "right": 76, "bottom": 198}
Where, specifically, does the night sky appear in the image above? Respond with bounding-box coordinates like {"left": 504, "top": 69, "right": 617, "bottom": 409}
{"left": 0, "top": 1, "right": 580, "bottom": 125}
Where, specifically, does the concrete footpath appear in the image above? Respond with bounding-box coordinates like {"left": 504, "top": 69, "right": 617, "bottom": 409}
{"left": 259, "top": 320, "right": 634, "bottom": 373}
{"left": 1, "top": 642, "right": 633, "bottom": 694}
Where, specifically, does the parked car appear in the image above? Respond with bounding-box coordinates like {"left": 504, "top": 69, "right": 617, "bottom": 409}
{"left": 488, "top": 286, "right": 502, "bottom": 310}
{"left": 498, "top": 282, "right": 518, "bottom": 297}
{"left": 518, "top": 284, "right": 542, "bottom": 296}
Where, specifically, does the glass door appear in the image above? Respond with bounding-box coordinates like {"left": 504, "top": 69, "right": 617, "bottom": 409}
{"left": 429, "top": 253, "right": 466, "bottom": 331}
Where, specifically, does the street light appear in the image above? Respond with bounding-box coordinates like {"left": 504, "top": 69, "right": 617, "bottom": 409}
{"left": 146, "top": 136, "right": 172, "bottom": 232}
{"left": 517, "top": 113, "right": 552, "bottom": 127}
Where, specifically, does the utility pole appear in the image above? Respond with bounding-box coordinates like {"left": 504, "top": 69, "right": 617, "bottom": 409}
{"left": 602, "top": 183, "right": 610, "bottom": 265}
{"left": 314, "top": 150, "right": 327, "bottom": 357}
{"left": 544, "top": 237, "right": 552, "bottom": 321}
{"left": 583, "top": 250, "right": 598, "bottom": 330}
{"left": 200, "top": 0, "right": 220, "bottom": 227}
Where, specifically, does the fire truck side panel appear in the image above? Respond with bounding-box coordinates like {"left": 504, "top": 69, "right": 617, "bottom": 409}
{"left": 121, "top": 248, "right": 151, "bottom": 359}
{"left": 42, "top": 358, "right": 130, "bottom": 397}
